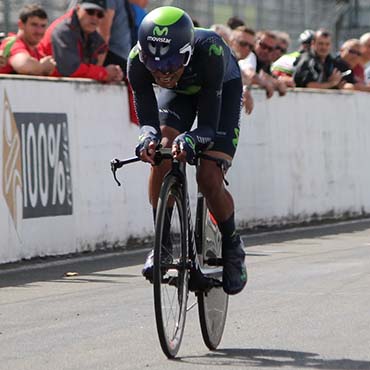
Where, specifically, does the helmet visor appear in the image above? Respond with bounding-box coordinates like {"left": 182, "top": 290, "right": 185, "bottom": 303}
{"left": 140, "top": 52, "right": 186, "bottom": 74}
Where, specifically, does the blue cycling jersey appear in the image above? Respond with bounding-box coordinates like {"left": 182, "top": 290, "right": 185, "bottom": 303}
{"left": 127, "top": 28, "right": 241, "bottom": 134}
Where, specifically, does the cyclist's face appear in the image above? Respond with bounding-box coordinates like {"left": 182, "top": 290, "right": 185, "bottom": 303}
{"left": 151, "top": 67, "right": 185, "bottom": 88}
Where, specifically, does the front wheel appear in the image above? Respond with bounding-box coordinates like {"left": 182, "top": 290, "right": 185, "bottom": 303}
{"left": 153, "top": 174, "right": 189, "bottom": 359}
{"left": 197, "top": 198, "right": 229, "bottom": 350}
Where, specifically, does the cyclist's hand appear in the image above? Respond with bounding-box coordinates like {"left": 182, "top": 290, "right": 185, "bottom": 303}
{"left": 172, "top": 133, "right": 196, "bottom": 164}
{"left": 135, "top": 125, "right": 161, "bottom": 165}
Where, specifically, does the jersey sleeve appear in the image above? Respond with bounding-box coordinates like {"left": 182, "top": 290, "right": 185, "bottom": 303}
{"left": 195, "top": 35, "right": 226, "bottom": 133}
{"left": 127, "top": 46, "right": 160, "bottom": 131}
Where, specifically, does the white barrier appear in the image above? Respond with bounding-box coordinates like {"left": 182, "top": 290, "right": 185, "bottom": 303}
{"left": 1, "top": 76, "right": 369, "bottom": 263}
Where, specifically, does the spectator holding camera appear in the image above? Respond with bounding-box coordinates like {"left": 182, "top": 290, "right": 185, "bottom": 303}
{"left": 0, "top": 4, "right": 55, "bottom": 76}
{"left": 39, "top": 0, "right": 123, "bottom": 82}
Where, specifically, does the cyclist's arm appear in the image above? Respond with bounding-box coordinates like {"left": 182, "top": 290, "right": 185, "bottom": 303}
{"left": 127, "top": 46, "right": 160, "bottom": 132}
{"left": 196, "top": 37, "right": 226, "bottom": 136}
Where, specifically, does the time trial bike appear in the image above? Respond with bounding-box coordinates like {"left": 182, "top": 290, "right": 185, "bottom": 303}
{"left": 111, "top": 147, "right": 230, "bottom": 358}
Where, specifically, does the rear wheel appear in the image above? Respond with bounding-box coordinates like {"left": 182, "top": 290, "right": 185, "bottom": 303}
{"left": 153, "top": 175, "right": 189, "bottom": 359}
{"left": 197, "top": 198, "right": 229, "bottom": 350}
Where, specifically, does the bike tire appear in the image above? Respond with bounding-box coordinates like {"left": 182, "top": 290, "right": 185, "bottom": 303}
{"left": 153, "top": 174, "right": 189, "bottom": 359}
{"left": 197, "top": 198, "right": 229, "bottom": 350}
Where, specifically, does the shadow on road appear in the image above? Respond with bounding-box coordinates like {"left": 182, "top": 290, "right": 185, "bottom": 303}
{"left": 0, "top": 250, "right": 146, "bottom": 288}
{"left": 1, "top": 219, "right": 370, "bottom": 289}
{"left": 245, "top": 219, "right": 370, "bottom": 247}
{"left": 180, "top": 348, "right": 370, "bottom": 369}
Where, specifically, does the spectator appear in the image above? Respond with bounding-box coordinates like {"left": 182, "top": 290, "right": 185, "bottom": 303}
{"left": 293, "top": 29, "right": 342, "bottom": 89}
{"left": 237, "top": 28, "right": 275, "bottom": 98}
{"left": 130, "top": 0, "right": 148, "bottom": 45}
{"left": 353, "top": 33, "right": 370, "bottom": 83}
{"left": 39, "top": 0, "right": 123, "bottom": 82}
{"left": 98, "top": 0, "right": 134, "bottom": 73}
{"left": 366, "top": 66, "right": 370, "bottom": 84}
{"left": 335, "top": 39, "right": 370, "bottom": 92}
{"left": 253, "top": 30, "right": 287, "bottom": 96}
{"left": 270, "top": 31, "right": 290, "bottom": 63}
{"left": 298, "top": 29, "right": 315, "bottom": 52}
{"left": 0, "top": 51, "right": 6, "bottom": 68}
{"left": 210, "top": 24, "right": 232, "bottom": 45}
{"left": 271, "top": 29, "right": 314, "bottom": 81}
{"left": 227, "top": 16, "right": 244, "bottom": 30}
{"left": 229, "top": 26, "right": 255, "bottom": 62}
{"left": 229, "top": 26, "right": 255, "bottom": 114}
{"left": 0, "top": 4, "right": 55, "bottom": 76}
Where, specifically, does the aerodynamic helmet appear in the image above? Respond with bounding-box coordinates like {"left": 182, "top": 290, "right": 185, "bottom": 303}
{"left": 138, "top": 6, "right": 194, "bottom": 73}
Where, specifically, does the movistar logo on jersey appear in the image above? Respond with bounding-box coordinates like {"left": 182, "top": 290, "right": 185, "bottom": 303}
{"left": 153, "top": 26, "right": 169, "bottom": 36}
{"left": 232, "top": 128, "right": 239, "bottom": 149}
{"left": 209, "top": 44, "right": 224, "bottom": 57}
{"left": 185, "top": 135, "right": 196, "bottom": 150}
{"left": 129, "top": 47, "right": 140, "bottom": 59}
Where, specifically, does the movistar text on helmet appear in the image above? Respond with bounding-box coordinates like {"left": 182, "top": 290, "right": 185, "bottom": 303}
{"left": 147, "top": 36, "right": 171, "bottom": 43}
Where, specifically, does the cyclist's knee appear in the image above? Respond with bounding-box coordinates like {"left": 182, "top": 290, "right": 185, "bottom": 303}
{"left": 197, "top": 164, "right": 224, "bottom": 198}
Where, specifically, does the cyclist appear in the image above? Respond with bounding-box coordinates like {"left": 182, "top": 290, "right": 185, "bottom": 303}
{"left": 127, "top": 6, "right": 247, "bottom": 295}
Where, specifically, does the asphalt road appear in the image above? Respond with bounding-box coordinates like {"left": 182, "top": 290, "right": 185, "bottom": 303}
{"left": 1, "top": 220, "right": 370, "bottom": 370}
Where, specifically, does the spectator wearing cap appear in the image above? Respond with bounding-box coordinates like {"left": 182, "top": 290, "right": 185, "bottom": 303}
{"left": 334, "top": 39, "right": 370, "bottom": 92}
{"left": 98, "top": 0, "right": 134, "bottom": 75}
{"left": 294, "top": 29, "right": 343, "bottom": 89}
{"left": 0, "top": 4, "right": 55, "bottom": 75}
{"left": 271, "top": 29, "right": 314, "bottom": 86}
{"left": 39, "top": 0, "right": 123, "bottom": 82}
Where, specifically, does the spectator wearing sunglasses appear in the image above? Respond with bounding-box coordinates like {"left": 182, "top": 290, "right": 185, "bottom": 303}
{"left": 233, "top": 28, "right": 273, "bottom": 99}
{"left": 253, "top": 31, "right": 287, "bottom": 96}
{"left": 39, "top": 0, "right": 123, "bottom": 82}
{"left": 270, "top": 31, "right": 290, "bottom": 63}
{"left": 335, "top": 39, "right": 370, "bottom": 92}
{"left": 294, "top": 29, "right": 343, "bottom": 89}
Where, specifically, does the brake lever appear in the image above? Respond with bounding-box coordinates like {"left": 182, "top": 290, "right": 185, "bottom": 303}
{"left": 110, "top": 158, "right": 123, "bottom": 186}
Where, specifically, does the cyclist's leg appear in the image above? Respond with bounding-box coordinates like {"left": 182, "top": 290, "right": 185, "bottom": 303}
{"left": 149, "top": 90, "right": 197, "bottom": 208}
{"left": 196, "top": 78, "right": 247, "bottom": 295}
{"left": 142, "top": 90, "right": 197, "bottom": 279}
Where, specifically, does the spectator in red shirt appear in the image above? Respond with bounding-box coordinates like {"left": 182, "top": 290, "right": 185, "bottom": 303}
{"left": 39, "top": 0, "right": 123, "bottom": 82}
{"left": 0, "top": 4, "right": 55, "bottom": 75}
